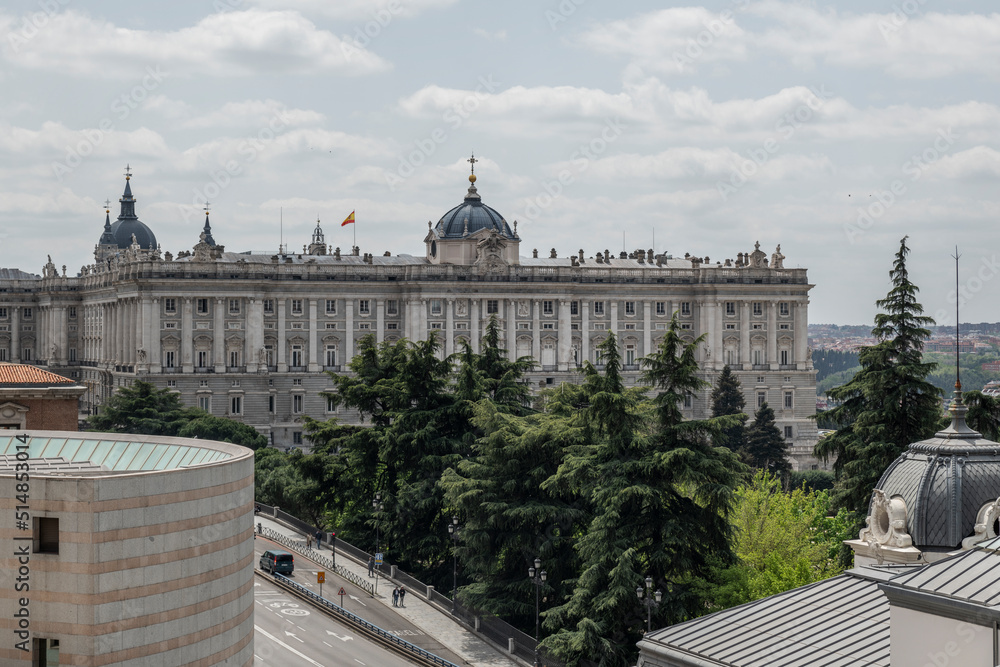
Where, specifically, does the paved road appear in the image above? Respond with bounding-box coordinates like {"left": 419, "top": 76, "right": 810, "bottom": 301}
{"left": 253, "top": 536, "right": 466, "bottom": 667}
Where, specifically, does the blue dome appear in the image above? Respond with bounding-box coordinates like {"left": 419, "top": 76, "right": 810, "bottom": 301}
{"left": 102, "top": 176, "right": 157, "bottom": 250}
{"left": 435, "top": 181, "right": 515, "bottom": 240}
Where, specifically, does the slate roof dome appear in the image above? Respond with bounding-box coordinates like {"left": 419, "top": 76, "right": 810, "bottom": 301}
{"left": 434, "top": 174, "right": 515, "bottom": 240}
{"left": 873, "top": 391, "right": 1000, "bottom": 549}
{"left": 105, "top": 172, "right": 157, "bottom": 250}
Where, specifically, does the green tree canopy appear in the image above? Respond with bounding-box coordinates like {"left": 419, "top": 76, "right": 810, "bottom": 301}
{"left": 744, "top": 402, "right": 791, "bottom": 478}
{"left": 710, "top": 364, "right": 747, "bottom": 454}
{"left": 86, "top": 380, "right": 196, "bottom": 435}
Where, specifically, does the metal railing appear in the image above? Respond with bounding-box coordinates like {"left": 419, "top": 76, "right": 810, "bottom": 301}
{"left": 257, "top": 525, "right": 375, "bottom": 598}
{"left": 269, "top": 572, "right": 459, "bottom": 667}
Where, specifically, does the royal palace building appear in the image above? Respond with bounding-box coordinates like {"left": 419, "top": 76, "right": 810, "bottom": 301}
{"left": 0, "top": 168, "right": 822, "bottom": 467}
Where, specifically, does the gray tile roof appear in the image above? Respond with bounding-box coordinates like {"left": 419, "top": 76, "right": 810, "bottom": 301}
{"left": 638, "top": 568, "right": 898, "bottom": 667}
{"left": 884, "top": 539, "right": 1000, "bottom": 605}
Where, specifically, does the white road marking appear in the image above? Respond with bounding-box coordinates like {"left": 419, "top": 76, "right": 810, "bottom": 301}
{"left": 255, "top": 625, "right": 326, "bottom": 667}
{"left": 284, "top": 630, "right": 304, "bottom": 643}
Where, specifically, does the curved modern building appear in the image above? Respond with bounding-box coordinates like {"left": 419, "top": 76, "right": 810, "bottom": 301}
{"left": 0, "top": 431, "right": 254, "bottom": 665}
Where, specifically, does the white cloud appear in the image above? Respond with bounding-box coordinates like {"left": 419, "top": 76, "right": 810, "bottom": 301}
{"left": 245, "top": 0, "right": 459, "bottom": 21}
{"left": 922, "top": 146, "right": 1000, "bottom": 180}
{"left": 0, "top": 10, "right": 389, "bottom": 77}
{"left": 182, "top": 99, "right": 325, "bottom": 129}
{"left": 473, "top": 28, "right": 507, "bottom": 42}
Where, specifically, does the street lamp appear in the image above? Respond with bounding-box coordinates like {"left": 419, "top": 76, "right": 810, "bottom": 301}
{"left": 528, "top": 557, "right": 547, "bottom": 667}
{"left": 448, "top": 516, "right": 460, "bottom": 614}
{"left": 636, "top": 575, "right": 663, "bottom": 634}
{"left": 372, "top": 492, "right": 383, "bottom": 594}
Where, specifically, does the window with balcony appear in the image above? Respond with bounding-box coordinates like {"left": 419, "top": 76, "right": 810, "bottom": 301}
{"left": 325, "top": 299, "right": 337, "bottom": 315}
{"left": 291, "top": 346, "right": 303, "bottom": 367}
{"left": 196, "top": 299, "right": 209, "bottom": 314}
{"left": 228, "top": 299, "right": 240, "bottom": 314}
{"left": 594, "top": 301, "right": 604, "bottom": 315}
{"left": 164, "top": 351, "right": 176, "bottom": 368}
{"left": 291, "top": 299, "right": 303, "bottom": 315}
{"left": 680, "top": 302, "right": 691, "bottom": 316}
{"left": 386, "top": 300, "right": 398, "bottom": 315}
{"left": 757, "top": 391, "right": 766, "bottom": 408}
{"left": 325, "top": 346, "right": 338, "bottom": 367}
{"left": 543, "top": 300, "right": 554, "bottom": 315}
{"left": 229, "top": 350, "right": 240, "bottom": 368}
{"left": 624, "top": 301, "right": 635, "bottom": 316}
{"left": 197, "top": 351, "right": 208, "bottom": 368}
{"left": 358, "top": 299, "right": 370, "bottom": 315}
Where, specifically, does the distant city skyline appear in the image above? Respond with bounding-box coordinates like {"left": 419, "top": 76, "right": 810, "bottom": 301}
{"left": 2, "top": 1, "right": 999, "bottom": 324}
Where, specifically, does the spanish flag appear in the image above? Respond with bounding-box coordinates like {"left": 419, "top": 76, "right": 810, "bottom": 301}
{"left": 341, "top": 211, "right": 355, "bottom": 227}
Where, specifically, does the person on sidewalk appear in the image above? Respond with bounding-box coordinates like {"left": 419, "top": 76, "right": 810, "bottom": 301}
{"left": 398, "top": 586, "right": 406, "bottom": 607}
{"left": 315, "top": 530, "right": 323, "bottom": 549}
{"left": 368, "top": 556, "right": 375, "bottom": 577}
{"left": 392, "top": 587, "right": 399, "bottom": 607}
{"left": 306, "top": 534, "right": 312, "bottom": 549}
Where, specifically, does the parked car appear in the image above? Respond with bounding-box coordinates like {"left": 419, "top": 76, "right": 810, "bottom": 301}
{"left": 259, "top": 549, "right": 294, "bottom": 575}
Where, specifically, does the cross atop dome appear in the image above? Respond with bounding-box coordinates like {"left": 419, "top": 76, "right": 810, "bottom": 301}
{"left": 124, "top": 164, "right": 132, "bottom": 180}
{"left": 103, "top": 198, "right": 111, "bottom": 212}
{"left": 468, "top": 152, "right": 477, "bottom": 175}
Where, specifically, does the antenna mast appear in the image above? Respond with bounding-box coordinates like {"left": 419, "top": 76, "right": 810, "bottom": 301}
{"left": 952, "top": 246, "right": 961, "bottom": 391}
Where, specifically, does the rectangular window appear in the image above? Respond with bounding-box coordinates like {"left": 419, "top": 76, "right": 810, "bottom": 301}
{"left": 680, "top": 323, "right": 691, "bottom": 330}
{"left": 726, "top": 301, "right": 736, "bottom": 316}
{"left": 431, "top": 322, "right": 443, "bottom": 329}
{"left": 784, "top": 391, "right": 794, "bottom": 409}
{"left": 594, "top": 301, "right": 604, "bottom": 315}
{"left": 164, "top": 351, "right": 176, "bottom": 368}
{"left": 325, "top": 323, "right": 337, "bottom": 329}
{"left": 325, "top": 299, "right": 337, "bottom": 315}
{"left": 780, "top": 350, "right": 789, "bottom": 365}
{"left": 757, "top": 391, "right": 766, "bottom": 408}
{"left": 291, "top": 322, "right": 304, "bottom": 330}
{"left": 779, "top": 323, "right": 790, "bottom": 330}
{"left": 725, "top": 323, "right": 736, "bottom": 330}
{"left": 543, "top": 300, "right": 554, "bottom": 315}
{"left": 292, "top": 378, "right": 302, "bottom": 386}
{"left": 624, "top": 323, "right": 636, "bottom": 330}
{"left": 359, "top": 323, "right": 371, "bottom": 330}
{"left": 0, "top": 348, "right": 6, "bottom": 361}
{"left": 386, "top": 300, "right": 398, "bottom": 315}
{"left": 683, "top": 394, "right": 693, "bottom": 409}
{"left": 22, "top": 308, "right": 31, "bottom": 319}
{"left": 757, "top": 376, "right": 766, "bottom": 384}
{"left": 430, "top": 300, "right": 442, "bottom": 316}
{"left": 197, "top": 351, "right": 208, "bottom": 367}
{"left": 784, "top": 426, "right": 794, "bottom": 439}
{"left": 327, "top": 396, "right": 336, "bottom": 412}
{"left": 230, "top": 396, "right": 242, "bottom": 415}
{"left": 264, "top": 345, "right": 274, "bottom": 367}
{"left": 779, "top": 302, "right": 789, "bottom": 316}
{"left": 199, "top": 396, "right": 211, "bottom": 412}
{"left": 624, "top": 301, "right": 635, "bottom": 316}
{"left": 456, "top": 323, "right": 468, "bottom": 329}
{"left": 570, "top": 301, "right": 579, "bottom": 316}
{"left": 754, "top": 350, "right": 762, "bottom": 365}
{"left": 680, "top": 302, "right": 690, "bottom": 316}
{"left": 229, "top": 350, "right": 240, "bottom": 367}
{"left": 293, "top": 394, "right": 303, "bottom": 414}
{"left": 753, "top": 302, "right": 763, "bottom": 316}
{"left": 542, "top": 323, "right": 554, "bottom": 329}
{"left": 164, "top": 322, "right": 177, "bottom": 329}
{"left": 325, "top": 346, "right": 338, "bottom": 367}
{"left": 228, "top": 299, "right": 240, "bottom": 314}
{"left": 655, "top": 302, "right": 665, "bottom": 316}
{"left": 68, "top": 306, "right": 77, "bottom": 318}
{"left": 196, "top": 299, "right": 209, "bottom": 314}
{"left": 291, "top": 299, "right": 303, "bottom": 315}
{"left": 387, "top": 323, "right": 398, "bottom": 330}
{"left": 69, "top": 348, "right": 76, "bottom": 362}
{"left": 752, "top": 324, "right": 763, "bottom": 330}
{"left": 268, "top": 395, "right": 275, "bottom": 413}
{"left": 293, "top": 431, "right": 303, "bottom": 445}
{"left": 200, "top": 379, "right": 209, "bottom": 387}
{"left": 263, "top": 299, "right": 274, "bottom": 314}
{"left": 0, "top": 308, "right": 6, "bottom": 318}
{"left": 593, "top": 323, "right": 606, "bottom": 330}
{"left": 625, "top": 344, "right": 636, "bottom": 365}
{"left": 291, "top": 346, "right": 303, "bottom": 367}
{"left": 33, "top": 638, "right": 59, "bottom": 665}
{"left": 167, "top": 380, "right": 176, "bottom": 387}
{"left": 486, "top": 300, "right": 499, "bottom": 314}
{"left": 358, "top": 299, "right": 370, "bottom": 315}
{"left": 34, "top": 516, "right": 58, "bottom": 554}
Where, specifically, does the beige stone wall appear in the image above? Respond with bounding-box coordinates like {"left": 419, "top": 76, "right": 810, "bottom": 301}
{"left": 0, "top": 441, "right": 254, "bottom": 666}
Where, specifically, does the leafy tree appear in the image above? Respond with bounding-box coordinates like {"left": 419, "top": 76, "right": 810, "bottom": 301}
{"left": 815, "top": 236, "right": 942, "bottom": 517}
{"left": 87, "top": 380, "right": 193, "bottom": 435}
{"left": 543, "top": 323, "right": 745, "bottom": 667}
{"left": 710, "top": 365, "right": 747, "bottom": 454}
{"left": 744, "top": 402, "right": 791, "bottom": 478}
{"left": 177, "top": 413, "right": 268, "bottom": 450}
{"left": 965, "top": 390, "right": 1000, "bottom": 441}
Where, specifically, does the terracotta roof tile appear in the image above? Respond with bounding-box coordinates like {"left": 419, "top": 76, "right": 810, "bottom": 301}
{"left": 0, "top": 364, "right": 75, "bottom": 385}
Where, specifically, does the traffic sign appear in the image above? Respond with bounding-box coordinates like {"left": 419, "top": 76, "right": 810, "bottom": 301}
{"left": 317, "top": 572, "right": 325, "bottom": 584}
{"left": 338, "top": 587, "right": 346, "bottom": 596}
{"left": 338, "top": 587, "right": 346, "bottom": 607}
{"left": 375, "top": 552, "right": 383, "bottom": 565}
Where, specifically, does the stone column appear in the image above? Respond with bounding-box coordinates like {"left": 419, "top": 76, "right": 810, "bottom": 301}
{"left": 419, "top": 299, "right": 428, "bottom": 343}
{"left": 470, "top": 299, "right": 480, "bottom": 353}
{"left": 181, "top": 298, "right": 194, "bottom": 372}
{"left": 445, "top": 299, "right": 454, "bottom": 356}
{"left": 277, "top": 299, "right": 287, "bottom": 372}
{"left": 127, "top": 300, "right": 135, "bottom": 366}
{"left": 581, "top": 299, "right": 590, "bottom": 364}
{"left": 150, "top": 298, "right": 161, "bottom": 373}
{"left": 643, "top": 301, "right": 652, "bottom": 357}
{"left": 531, "top": 300, "right": 540, "bottom": 365}
{"left": 508, "top": 300, "right": 517, "bottom": 362}
{"left": 308, "top": 299, "right": 318, "bottom": 372}
{"left": 116, "top": 301, "right": 125, "bottom": 366}
{"left": 246, "top": 297, "right": 261, "bottom": 374}
{"left": 376, "top": 299, "right": 385, "bottom": 345}
{"left": 767, "top": 300, "right": 778, "bottom": 370}
{"left": 213, "top": 298, "right": 225, "bottom": 372}
{"left": 712, "top": 300, "right": 724, "bottom": 372}
{"left": 11, "top": 307, "right": 19, "bottom": 362}
{"left": 740, "top": 301, "right": 751, "bottom": 370}
{"left": 557, "top": 300, "right": 571, "bottom": 371}
{"left": 795, "top": 299, "right": 809, "bottom": 369}
{"left": 345, "top": 299, "right": 354, "bottom": 361}
{"left": 610, "top": 301, "right": 619, "bottom": 349}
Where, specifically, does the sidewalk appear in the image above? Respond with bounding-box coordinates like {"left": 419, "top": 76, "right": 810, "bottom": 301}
{"left": 256, "top": 515, "right": 522, "bottom": 667}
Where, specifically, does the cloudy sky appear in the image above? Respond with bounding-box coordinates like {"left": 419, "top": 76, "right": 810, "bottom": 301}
{"left": 1, "top": 0, "right": 998, "bottom": 325}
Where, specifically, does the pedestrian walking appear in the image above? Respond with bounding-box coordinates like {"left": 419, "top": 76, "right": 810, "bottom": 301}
{"left": 392, "top": 587, "right": 399, "bottom": 607}
{"left": 368, "top": 556, "right": 375, "bottom": 577}
{"left": 398, "top": 586, "right": 406, "bottom": 607}
{"left": 306, "top": 534, "right": 312, "bottom": 549}
{"left": 315, "top": 530, "right": 323, "bottom": 548}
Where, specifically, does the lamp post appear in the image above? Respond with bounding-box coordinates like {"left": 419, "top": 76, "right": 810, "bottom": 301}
{"left": 528, "top": 557, "right": 547, "bottom": 667}
{"left": 448, "top": 516, "right": 460, "bottom": 614}
{"left": 372, "top": 492, "right": 383, "bottom": 594}
{"left": 636, "top": 575, "right": 663, "bottom": 634}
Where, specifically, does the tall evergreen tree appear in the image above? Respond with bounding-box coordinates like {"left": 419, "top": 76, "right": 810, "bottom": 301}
{"left": 965, "top": 390, "right": 1000, "bottom": 441}
{"left": 815, "top": 236, "right": 941, "bottom": 515}
{"left": 543, "top": 323, "right": 745, "bottom": 667}
{"left": 711, "top": 365, "right": 747, "bottom": 454}
{"left": 744, "top": 402, "right": 791, "bottom": 478}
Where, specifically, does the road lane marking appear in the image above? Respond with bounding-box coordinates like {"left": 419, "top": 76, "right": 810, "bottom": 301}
{"left": 255, "top": 625, "right": 326, "bottom": 667}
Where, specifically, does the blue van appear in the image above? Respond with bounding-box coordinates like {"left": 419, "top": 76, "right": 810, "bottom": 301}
{"left": 259, "top": 550, "right": 294, "bottom": 575}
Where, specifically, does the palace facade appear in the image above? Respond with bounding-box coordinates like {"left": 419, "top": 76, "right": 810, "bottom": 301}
{"left": 0, "top": 169, "right": 823, "bottom": 467}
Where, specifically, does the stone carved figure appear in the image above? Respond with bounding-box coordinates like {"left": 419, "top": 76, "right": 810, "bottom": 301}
{"left": 455, "top": 300, "right": 468, "bottom": 317}
{"left": 259, "top": 347, "right": 267, "bottom": 365}
{"left": 518, "top": 301, "right": 529, "bottom": 317}
{"left": 748, "top": 241, "right": 768, "bottom": 268}
{"left": 136, "top": 348, "right": 147, "bottom": 363}
{"left": 771, "top": 244, "right": 785, "bottom": 269}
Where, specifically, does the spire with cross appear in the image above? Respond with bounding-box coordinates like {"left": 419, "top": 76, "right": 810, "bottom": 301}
{"left": 468, "top": 152, "right": 477, "bottom": 175}
{"left": 124, "top": 164, "right": 132, "bottom": 180}
{"left": 104, "top": 198, "right": 111, "bottom": 212}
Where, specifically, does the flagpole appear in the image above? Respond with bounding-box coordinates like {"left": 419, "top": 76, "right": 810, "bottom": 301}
{"left": 353, "top": 210, "right": 356, "bottom": 251}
